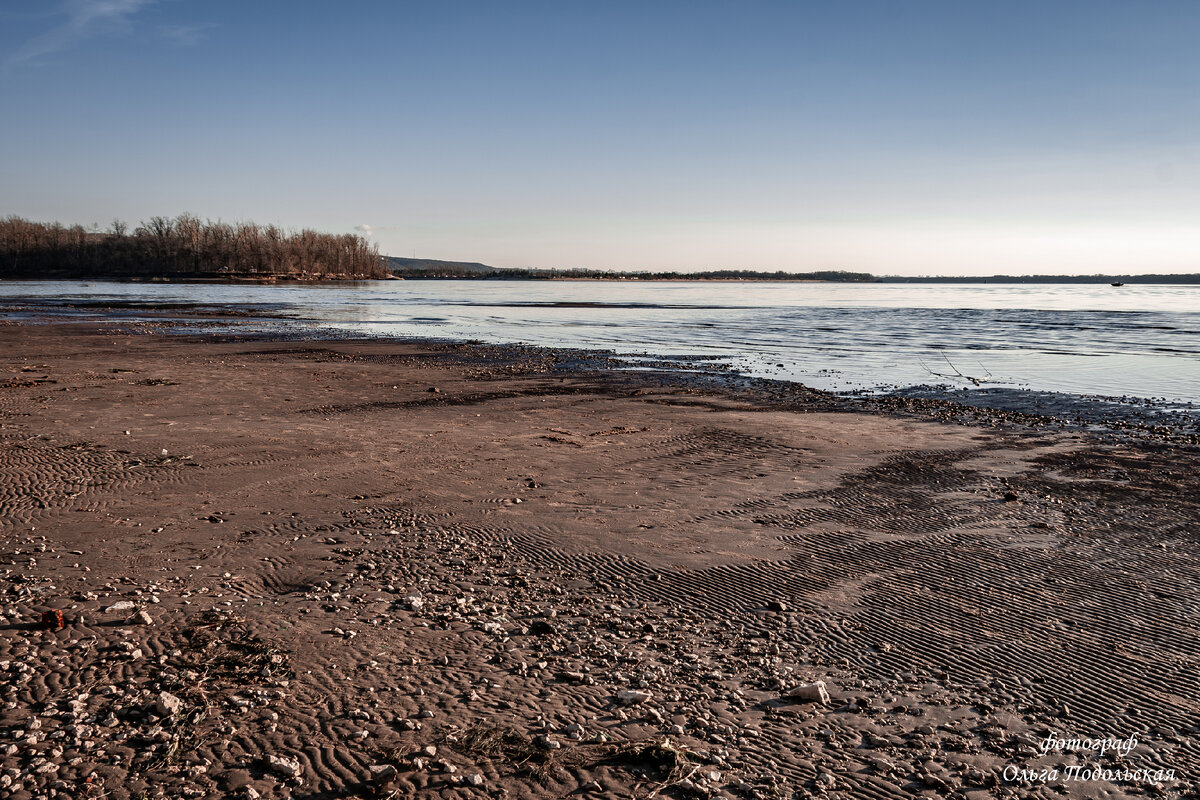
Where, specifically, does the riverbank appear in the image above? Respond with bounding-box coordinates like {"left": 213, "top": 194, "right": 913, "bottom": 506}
{"left": 1, "top": 321, "right": 1197, "bottom": 799}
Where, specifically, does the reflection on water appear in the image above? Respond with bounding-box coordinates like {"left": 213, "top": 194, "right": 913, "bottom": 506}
{"left": 3, "top": 280, "right": 1199, "bottom": 403}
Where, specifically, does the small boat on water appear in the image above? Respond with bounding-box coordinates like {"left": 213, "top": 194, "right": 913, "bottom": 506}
{"left": 1111, "top": 282, "right": 1125, "bottom": 287}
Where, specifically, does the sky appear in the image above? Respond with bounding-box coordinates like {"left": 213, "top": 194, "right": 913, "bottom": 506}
{"left": 1, "top": 1, "right": 1199, "bottom": 276}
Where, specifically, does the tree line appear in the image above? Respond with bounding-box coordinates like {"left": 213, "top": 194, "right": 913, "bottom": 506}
{"left": 393, "top": 263, "right": 878, "bottom": 281}
{"left": 0, "top": 215, "right": 391, "bottom": 280}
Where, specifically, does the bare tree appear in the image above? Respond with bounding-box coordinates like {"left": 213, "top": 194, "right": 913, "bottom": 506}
{"left": 0, "top": 215, "right": 388, "bottom": 279}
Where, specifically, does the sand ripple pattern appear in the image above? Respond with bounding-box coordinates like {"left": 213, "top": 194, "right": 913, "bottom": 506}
{"left": 0, "top": 433, "right": 186, "bottom": 528}
{"left": 465, "top": 443, "right": 1200, "bottom": 791}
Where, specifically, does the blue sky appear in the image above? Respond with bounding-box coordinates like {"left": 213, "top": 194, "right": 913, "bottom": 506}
{"left": 1, "top": 0, "right": 1198, "bottom": 275}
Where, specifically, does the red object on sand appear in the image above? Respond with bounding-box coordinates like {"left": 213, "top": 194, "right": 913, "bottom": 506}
{"left": 40, "top": 609, "right": 64, "bottom": 630}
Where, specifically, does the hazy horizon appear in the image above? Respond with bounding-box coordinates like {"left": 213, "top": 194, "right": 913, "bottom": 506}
{"left": 2, "top": 1, "right": 1199, "bottom": 276}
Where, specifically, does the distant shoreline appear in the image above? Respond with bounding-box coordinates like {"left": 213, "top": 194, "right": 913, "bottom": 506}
{"left": 5, "top": 274, "right": 1200, "bottom": 285}
{"left": 379, "top": 256, "right": 1200, "bottom": 284}
{"left": 389, "top": 275, "right": 1200, "bottom": 284}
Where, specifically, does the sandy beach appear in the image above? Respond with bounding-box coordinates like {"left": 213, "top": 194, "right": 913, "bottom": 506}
{"left": 1, "top": 320, "right": 1197, "bottom": 800}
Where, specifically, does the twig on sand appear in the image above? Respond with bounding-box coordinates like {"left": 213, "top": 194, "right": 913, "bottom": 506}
{"left": 646, "top": 751, "right": 702, "bottom": 798}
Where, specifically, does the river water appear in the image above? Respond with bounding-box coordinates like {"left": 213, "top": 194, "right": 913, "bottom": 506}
{"left": 3, "top": 280, "right": 1199, "bottom": 406}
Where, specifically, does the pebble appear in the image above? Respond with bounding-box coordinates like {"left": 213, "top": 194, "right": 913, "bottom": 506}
{"left": 617, "top": 689, "right": 652, "bottom": 705}
{"left": 155, "top": 691, "right": 183, "bottom": 717}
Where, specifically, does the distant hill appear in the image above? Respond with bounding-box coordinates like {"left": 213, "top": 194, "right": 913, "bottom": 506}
{"left": 386, "top": 257, "right": 502, "bottom": 274}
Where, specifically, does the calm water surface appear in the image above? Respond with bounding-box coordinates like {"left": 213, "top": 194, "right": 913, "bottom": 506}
{"left": 4, "top": 280, "right": 1199, "bottom": 404}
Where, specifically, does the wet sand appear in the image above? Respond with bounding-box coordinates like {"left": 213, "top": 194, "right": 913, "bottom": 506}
{"left": 1, "top": 321, "right": 1197, "bottom": 800}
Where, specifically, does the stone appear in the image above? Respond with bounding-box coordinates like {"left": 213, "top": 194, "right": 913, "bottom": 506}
{"left": 105, "top": 601, "right": 136, "bottom": 614}
{"left": 617, "top": 690, "right": 652, "bottom": 705}
{"left": 787, "top": 681, "right": 831, "bottom": 704}
{"left": 267, "top": 754, "right": 302, "bottom": 778}
{"left": 368, "top": 764, "right": 397, "bottom": 782}
{"left": 155, "top": 692, "right": 183, "bottom": 717}
{"left": 134, "top": 610, "right": 153, "bottom": 625}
